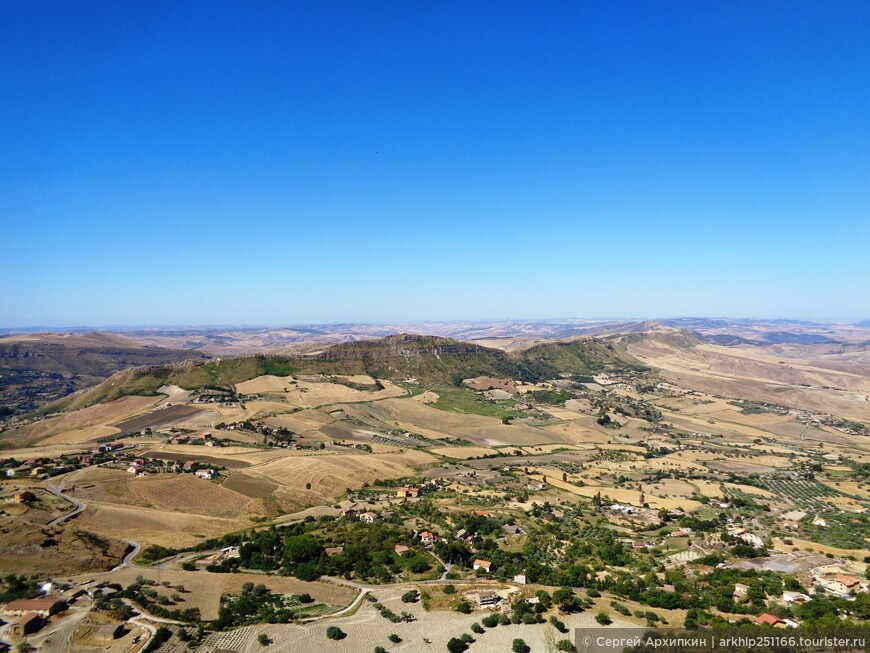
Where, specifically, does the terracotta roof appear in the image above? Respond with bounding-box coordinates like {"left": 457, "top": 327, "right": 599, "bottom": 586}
{"left": 756, "top": 613, "right": 783, "bottom": 626}
{"left": 5, "top": 599, "right": 62, "bottom": 611}
{"left": 834, "top": 574, "right": 860, "bottom": 587}
{"left": 13, "top": 612, "right": 43, "bottom": 626}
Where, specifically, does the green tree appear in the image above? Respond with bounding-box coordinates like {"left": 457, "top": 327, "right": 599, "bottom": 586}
{"left": 447, "top": 637, "right": 468, "bottom": 653}
{"left": 513, "top": 638, "right": 530, "bottom": 653}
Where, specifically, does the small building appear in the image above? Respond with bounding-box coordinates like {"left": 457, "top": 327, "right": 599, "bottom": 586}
{"left": 324, "top": 546, "right": 344, "bottom": 557}
{"left": 10, "top": 613, "right": 44, "bottom": 636}
{"left": 183, "top": 460, "right": 199, "bottom": 472}
{"left": 755, "top": 613, "right": 786, "bottom": 628}
{"left": 782, "top": 591, "right": 810, "bottom": 604}
{"left": 812, "top": 516, "right": 828, "bottom": 527}
{"left": 394, "top": 544, "right": 410, "bottom": 557}
{"left": 14, "top": 491, "right": 36, "bottom": 503}
{"left": 420, "top": 531, "right": 436, "bottom": 546}
{"left": 195, "top": 469, "right": 215, "bottom": 480}
{"left": 473, "top": 510, "right": 491, "bottom": 518}
{"left": 473, "top": 590, "right": 501, "bottom": 607}
{"left": 359, "top": 512, "right": 377, "bottom": 524}
{"left": 501, "top": 524, "right": 521, "bottom": 536}
{"left": 781, "top": 520, "right": 800, "bottom": 531}
{"left": 733, "top": 583, "right": 750, "bottom": 602}
{"left": 827, "top": 574, "right": 861, "bottom": 594}
{"left": 95, "top": 623, "right": 125, "bottom": 642}
{"left": 473, "top": 559, "right": 493, "bottom": 573}
{"left": 513, "top": 574, "right": 527, "bottom": 585}
{"left": 396, "top": 487, "right": 420, "bottom": 498}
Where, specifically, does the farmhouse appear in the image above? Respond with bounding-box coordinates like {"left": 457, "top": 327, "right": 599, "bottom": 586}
{"left": 359, "top": 512, "right": 378, "bottom": 524}
{"left": 394, "top": 544, "right": 410, "bottom": 556}
{"left": 733, "top": 583, "right": 750, "bottom": 602}
{"left": 14, "top": 491, "right": 36, "bottom": 503}
{"left": 95, "top": 623, "right": 125, "bottom": 642}
{"left": 473, "top": 559, "right": 493, "bottom": 573}
{"left": 755, "top": 613, "right": 786, "bottom": 627}
{"left": 195, "top": 469, "right": 216, "bottom": 480}
{"left": 472, "top": 590, "right": 501, "bottom": 607}
{"left": 420, "top": 531, "right": 436, "bottom": 546}
{"left": 824, "top": 574, "right": 862, "bottom": 595}
{"left": 513, "top": 574, "right": 527, "bottom": 584}
{"left": 811, "top": 516, "right": 828, "bottom": 527}
{"left": 396, "top": 487, "right": 420, "bottom": 498}
{"left": 324, "top": 547, "right": 344, "bottom": 557}
{"left": 10, "top": 613, "right": 44, "bottom": 637}
{"left": 183, "top": 460, "right": 199, "bottom": 471}
{"left": 3, "top": 598, "right": 66, "bottom": 617}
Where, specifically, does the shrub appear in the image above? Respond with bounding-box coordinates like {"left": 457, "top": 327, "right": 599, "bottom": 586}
{"left": 557, "top": 640, "right": 575, "bottom": 652}
{"left": 326, "top": 626, "right": 345, "bottom": 640}
{"left": 389, "top": 634, "right": 401, "bottom": 643}
{"left": 513, "top": 638, "right": 530, "bottom": 653}
{"left": 443, "top": 584, "right": 456, "bottom": 594}
{"left": 471, "top": 622, "right": 484, "bottom": 634}
{"left": 481, "top": 613, "right": 500, "bottom": 628}
{"left": 549, "top": 615, "right": 567, "bottom": 633}
{"left": 257, "top": 633, "right": 271, "bottom": 646}
{"left": 596, "top": 611, "right": 612, "bottom": 625}
{"left": 402, "top": 589, "right": 420, "bottom": 603}
{"left": 456, "top": 598, "right": 472, "bottom": 613}
{"left": 447, "top": 637, "right": 468, "bottom": 653}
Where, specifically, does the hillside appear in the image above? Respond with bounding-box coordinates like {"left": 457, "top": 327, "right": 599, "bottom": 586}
{"left": 38, "top": 333, "right": 641, "bottom": 413}
{"left": 0, "top": 332, "right": 207, "bottom": 415}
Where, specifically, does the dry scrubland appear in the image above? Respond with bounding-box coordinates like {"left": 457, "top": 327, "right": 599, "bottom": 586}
{"left": 3, "top": 326, "right": 870, "bottom": 646}
{"left": 76, "top": 568, "right": 357, "bottom": 621}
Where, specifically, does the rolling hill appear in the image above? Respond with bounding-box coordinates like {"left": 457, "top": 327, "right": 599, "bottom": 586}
{"left": 36, "top": 333, "right": 642, "bottom": 414}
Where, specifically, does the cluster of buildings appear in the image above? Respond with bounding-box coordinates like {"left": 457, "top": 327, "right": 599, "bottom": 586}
{"left": 123, "top": 457, "right": 216, "bottom": 479}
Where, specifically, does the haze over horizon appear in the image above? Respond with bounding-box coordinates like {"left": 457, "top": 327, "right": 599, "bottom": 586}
{"left": 2, "top": 2, "right": 868, "bottom": 327}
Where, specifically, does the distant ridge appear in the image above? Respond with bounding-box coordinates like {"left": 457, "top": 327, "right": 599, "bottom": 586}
{"left": 36, "top": 333, "right": 642, "bottom": 414}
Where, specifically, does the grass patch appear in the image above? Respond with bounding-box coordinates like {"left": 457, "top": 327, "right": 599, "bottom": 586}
{"left": 430, "top": 385, "right": 522, "bottom": 419}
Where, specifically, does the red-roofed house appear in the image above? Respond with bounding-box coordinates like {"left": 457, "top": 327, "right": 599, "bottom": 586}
{"left": 420, "top": 531, "right": 435, "bottom": 546}
{"left": 756, "top": 613, "right": 785, "bottom": 627}
{"left": 394, "top": 544, "right": 410, "bottom": 556}
{"left": 473, "top": 559, "right": 493, "bottom": 573}
{"left": 827, "top": 574, "right": 862, "bottom": 594}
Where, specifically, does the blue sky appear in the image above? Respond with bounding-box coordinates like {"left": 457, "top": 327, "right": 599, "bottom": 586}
{"left": 2, "top": 1, "right": 868, "bottom": 326}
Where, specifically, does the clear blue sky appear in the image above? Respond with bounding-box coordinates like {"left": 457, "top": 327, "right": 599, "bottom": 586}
{"left": 2, "top": 1, "right": 868, "bottom": 327}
